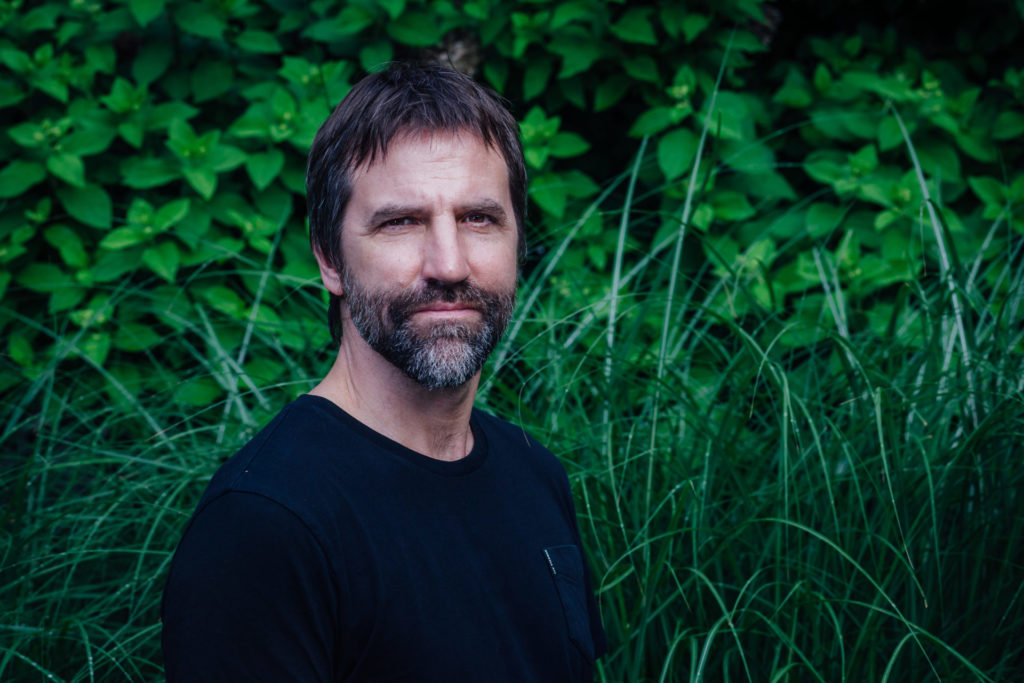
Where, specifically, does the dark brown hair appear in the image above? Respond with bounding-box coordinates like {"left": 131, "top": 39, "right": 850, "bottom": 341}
{"left": 306, "top": 61, "right": 527, "bottom": 345}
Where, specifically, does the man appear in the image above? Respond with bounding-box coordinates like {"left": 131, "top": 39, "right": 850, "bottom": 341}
{"left": 161, "top": 62, "right": 607, "bottom": 681}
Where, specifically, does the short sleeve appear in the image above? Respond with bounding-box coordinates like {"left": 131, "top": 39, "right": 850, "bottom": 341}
{"left": 161, "top": 491, "right": 338, "bottom": 681}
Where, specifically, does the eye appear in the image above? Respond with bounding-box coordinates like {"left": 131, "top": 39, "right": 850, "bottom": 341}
{"left": 464, "top": 212, "right": 493, "bottom": 225}
{"left": 380, "top": 216, "right": 418, "bottom": 228}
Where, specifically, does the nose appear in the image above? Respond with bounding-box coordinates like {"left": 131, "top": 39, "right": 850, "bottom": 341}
{"left": 421, "top": 216, "right": 471, "bottom": 284}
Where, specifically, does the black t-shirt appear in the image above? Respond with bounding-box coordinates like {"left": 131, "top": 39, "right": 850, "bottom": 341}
{"left": 162, "top": 395, "right": 607, "bottom": 681}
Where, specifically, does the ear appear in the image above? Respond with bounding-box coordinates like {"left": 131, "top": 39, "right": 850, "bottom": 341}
{"left": 313, "top": 248, "right": 344, "bottom": 297}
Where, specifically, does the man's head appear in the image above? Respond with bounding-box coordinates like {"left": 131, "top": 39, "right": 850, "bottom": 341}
{"left": 306, "top": 62, "right": 527, "bottom": 346}
{"left": 306, "top": 62, "right": 525, "bottom": 389}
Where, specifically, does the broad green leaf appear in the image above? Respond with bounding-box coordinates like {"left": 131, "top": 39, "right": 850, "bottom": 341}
{"left": 142, "top": 241, "right": 180, "bottom": 282}
{"left": 530, "top": 173, "right": 568, "bottom": 218}
{"left": 622, "top": 56, "right": 660, "bottom": 83}
{"left": 8, "top": 332, "right": 33, "bottom": 367}
{"left": 804, "top": 151, "right": 847, "bottom": 185}
{"left": 58, "top": 184, "right": 112, "bottom": 228}
{"left": 16, "top": 263, "right": 70, "bottom": 292}
{"left": 174, "top": 4, "right": 226, "bottom": 39}
{"left": 191, "top": 60, "right": 233, "bottom": 102}
{"left": 183, "top": 166, "right": 217, "bottom": 199}
{"left": 993, "top": 111, "right": 1024, "bottom": 140}
{"left": 130, "top": 0, "right": 168, "bottom": 27}
{"left": 132, "top": 42, "right": 172, "bottom": 85}
{"left": 551, "top": 0, "right": 592, "bottom": 29}
{"left": 547, "top": 27, "right": 604, "bottom": 79}
{"left": 146, "top": 102, "right": 199, "bottom": 130}
{"left": 43, "top": 224, "right": 89, "bottom": 268}
{"left": 610, "top": 8, "right": 657, "bottom": 45}
{"left": 246, "top": 149, "right": 285, "bottom": 190}
{"left": 8, "top": 121, "right": 44, "bottom": 147}
{"left": 47, "top": 152, "right": 86, "bottom": 187}
{"left": 21, "top": 5, "right": 61, "bottom": 32}
{"left": 629, "top": 107, "right": 678, "bottom": 137}
{"left": 174, "top": 377, "right": 224, "bottom": 406}
{"left": 49, "top": 286, "right": 87, "bottom": 313}
{"left": 968, "top": 176, "right": 1004, "bottom": 206}
{"left": 387, "top": 11, "right": 444, "bottom": 47}
{"left": 710, "top": 191, "right": 755, "bottom": 222}
{"left": 236, "top": 30, "right": 281, "bottom": 54}
{"left": 378, "top": 0, "right": 406, "bottom": 19}
{"left": 848, "top": 144, "right": 878, "bottom": 175}
{"left": 773, "top": 68, "right": 812, "bottom": 108}
{"left": 154, "top": 198, "right": 191, "bottom": 230}
{"left": 657, "top": 128, "right": 698, "bottom": 181}
{"left": 0, "top": 160, "right": 46, "bottom": 198}
{"left": 523, "top": 57, "right": 552, "bottom": 101}
{"left": 594, "top": 75, "right": 630, "bottom": 111}
{"left": 101, "top": 225, "right": 149, "bottom": 250}
{"left": 359, "top": 42, "right": 393, "bottom": 72}
{"left": 548, "top": 132, "right": 589, "bottom": 158}
{"left": 78, "top": 332, "right": 112, "bottom": 368}
{"left": 113, "top": 321, "right": 162, "bottom": 351}
{"left": 121, "top": 156, "right": 179, "bottom": 188}
{"left": 806, "top": 203, "right": 844, "bottom": 238}
{"left": 208, "top": 144, "right": 247, "bottom": 172}
{"left": 200, "top": 285, "right": 247, "bottom": 318}
{"left": 681, "top": 13, "right": 711, "bottom": 42}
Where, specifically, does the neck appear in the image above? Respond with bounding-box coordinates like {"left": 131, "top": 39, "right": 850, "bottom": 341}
{"left": 309, "top": 329, "right": 478, "bottom": 462}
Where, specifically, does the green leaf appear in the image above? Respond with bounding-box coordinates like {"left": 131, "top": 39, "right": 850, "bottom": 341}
{"left": 610, "top": 8, "right": 657, "bottom": 44}
{"left": 806, "top": 203, "right": 844, "bottom": 238}
{"left": 548, "top": 132, "right": 589, "bottom": 158}
{"left": 773, "top": 68, "right": 812, "bottom": 108}
{"left": 121, "top": 156, "right": 179, "bottom": 188}
{"left": 78, "top": 332, "right": 111, "bottom": 367}
{"left": 200, "top": 285, "right": 247, "bottom": 318}
{"left": 378, "top": 0, "right": 406, "bottom": 19}
{"left": 804, "top": 151, "right": 847, "bottom": 185}
{"left": 629, "top": 107, "right": 677, "bottom": 137}
{"left": 246, "top": 149, "right": 285, "bottom": 190}
{"left": 183, "top": 166, "right": 217, "bottom": 199}
{"left": 174, "top": 376, "right": 223, "bottom": 406}
{"left": 191, "top": 60, "right": 233, "bottom": 102}
{"left": 623, "top": 56, "right": 660, "bottom": 83}
{"left": 236, "top": 30, "right": 281, "bottom": 54}
{"left": 0, "top": 160, "right": 46, "bottom": 198}
{"left": 523, "top": 57, "right": 552, "bottom": 101}
{"left": 657, "top": 128, "right": 698, "bottom": 181}
{"left": 359, "top": 42, "right": 394, "bottom": 72}
{"left": 130, "top": 0, "right": 168, "bottom": 27}
{"left": 682, "top": 13, "right": 711, "bottom": 42}
{"left": 710, "top": 191, "right": 755, "bottom": 222}
{"left": 113, "top": 321, "right": 163, "bottom": 351}
{"left": 530, "top": 173, "right": 568, "bottom": 218}
{"left": 174, "top": 4, "right": 226, "bottom": 40}
{"left": 154, "top": 198, "right": 191, "bottom": 230}
{"left": 387, "top": 11, "right": 444, "bottom": 47}
{"left": 58, "top": 184, "right": 112, "bottom": 228}
{"left": 43, "top": 224, "right": 89, "bottom": 268}
{"left": 47, "top": 152, "right": 86, "bottom": 187}
{"left": 132, "top": 42, "right": 172, "bottom": 85}
{"left": 967, "top": 176, "right": 1004, "bottom": 206}
{"left": 16, "top": 263, "right": 70, "bottom": 292}
{"left": 101, "top": 225, "right": 149, "bottom": 250}
{"left": 992, "top": 111, "right": 1024, "bottom": 140}
{"left": 142, "top": 241, "right": 180, "bottom": 282}
{"left": 594, "top": 75, "right": 630, "bottom": 111}
{"left": 208, "top": 144, "right": 247, "bottom": 172}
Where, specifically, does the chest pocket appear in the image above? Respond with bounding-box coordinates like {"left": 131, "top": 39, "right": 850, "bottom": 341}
{"left": 543, "top": 545, "right": 595, "bottom": 662}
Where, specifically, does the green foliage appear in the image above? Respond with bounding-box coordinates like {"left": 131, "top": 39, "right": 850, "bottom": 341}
{"left": 2, "top": 0, "right": 1024, "bottom": 681}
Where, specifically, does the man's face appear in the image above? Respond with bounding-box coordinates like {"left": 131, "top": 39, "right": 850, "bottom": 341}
{"left": 334, "top": 132, "right": 519, "bottom": 389}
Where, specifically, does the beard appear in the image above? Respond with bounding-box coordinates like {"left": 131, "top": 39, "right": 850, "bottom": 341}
{"left": 343, "top": 272, "right": 516, "bottom": 390}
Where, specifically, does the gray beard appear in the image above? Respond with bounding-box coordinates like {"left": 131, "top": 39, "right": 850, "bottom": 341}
{"left": 343, "top": 274, "right": 515, "bottom": 390}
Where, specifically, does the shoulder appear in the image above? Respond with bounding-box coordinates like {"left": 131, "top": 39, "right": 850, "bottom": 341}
{"left": 473, "top": 408, "right": 573, "bottom": 490}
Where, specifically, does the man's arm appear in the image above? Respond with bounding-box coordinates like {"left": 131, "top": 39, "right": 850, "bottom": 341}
{"left": 161, "top": 491, "right": 338, "bottom": 681}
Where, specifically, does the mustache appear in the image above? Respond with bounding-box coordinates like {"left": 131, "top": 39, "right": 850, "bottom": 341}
{"left": 389, "top": 280, "right": 494, "bottom": 316}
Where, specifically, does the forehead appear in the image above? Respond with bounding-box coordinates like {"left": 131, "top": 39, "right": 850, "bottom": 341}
{"left": 347, "top": 131, "right": 512, "bottom": 203}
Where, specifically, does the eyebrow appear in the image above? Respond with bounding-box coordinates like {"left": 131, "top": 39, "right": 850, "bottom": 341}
{"left": 363, "top": 200, "right": 511, "bottom": 229}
